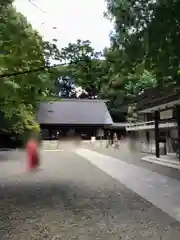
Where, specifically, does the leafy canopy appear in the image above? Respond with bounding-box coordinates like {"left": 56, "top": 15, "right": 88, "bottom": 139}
{"left": 0, "top": 4, "right": 59, "bottom": 138}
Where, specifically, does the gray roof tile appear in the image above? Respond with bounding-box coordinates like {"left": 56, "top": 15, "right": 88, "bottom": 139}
{"left": 36, "top": 99, "right": 113, "bottom": 125}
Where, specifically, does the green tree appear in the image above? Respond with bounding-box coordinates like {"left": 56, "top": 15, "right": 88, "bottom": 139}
{"left": 103, "top": 0, "right": 170, "bottom": 121}
{"left": 59, "top": 39, "right": 104, "bottom": 98}
{"left": 0, "top": 4, "right": 60, "bottom": 140}
{"left": 105, "top": 0, "right": 180, "bottom": 87}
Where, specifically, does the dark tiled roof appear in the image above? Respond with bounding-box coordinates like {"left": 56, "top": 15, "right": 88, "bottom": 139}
{"left": 36, "top": 99, "right": 113, "bottom": 125}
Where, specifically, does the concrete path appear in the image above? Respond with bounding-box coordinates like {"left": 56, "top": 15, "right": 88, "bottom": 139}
{"left": 0, "top": 149, "right": 180, "bottom": 239}
{"left": 76, "top": 148, "right": 180, "bottom": 222}
{"left": 141, "top": 155, "right": 180, "bottom": 169}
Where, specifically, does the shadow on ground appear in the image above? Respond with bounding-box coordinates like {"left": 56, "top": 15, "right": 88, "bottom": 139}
{"left": 0, "top": 178, "right": 180, "bottom": 239}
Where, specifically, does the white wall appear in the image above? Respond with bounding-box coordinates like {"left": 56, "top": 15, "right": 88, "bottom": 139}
{"left": 170, "top": 128, "right": 178, "bottom": 139}
{"left": 128, "top": 127, "right": 178, "bottom": 154}
{"left": 135, "top": 130, "right": 155, "bottom": 153}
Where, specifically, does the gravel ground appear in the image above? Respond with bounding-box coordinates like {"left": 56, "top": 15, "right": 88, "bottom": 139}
{"left": 0, "top": 150, "right": 180, "bottom": 239}
{"left": 0, "top": 150, "right": 26, "bottom": 179}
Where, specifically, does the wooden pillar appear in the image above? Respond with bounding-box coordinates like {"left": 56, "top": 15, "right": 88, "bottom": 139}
{"left": 176, "top": 105, "right": 180, "bottom": 161}
{"left": 154, "top": 110, "right": 160, "bottom": 158}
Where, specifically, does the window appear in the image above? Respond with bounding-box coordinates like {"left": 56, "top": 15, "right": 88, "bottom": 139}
{"left": 146, "top": 113, "right": 154, "bottom": 121}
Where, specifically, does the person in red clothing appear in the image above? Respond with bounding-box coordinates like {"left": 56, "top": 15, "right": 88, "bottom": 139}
{"left": 26, "top": 135, "right": 39, "bottom": 170}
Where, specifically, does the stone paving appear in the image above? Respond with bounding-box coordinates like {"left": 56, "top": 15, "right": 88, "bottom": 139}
{"left": 77, "top": 148, "right": 180, "bottom": 222}
{"left": 87, "top": 141, "right": 180, "bottom": 182}
{"left": 0, "top": 149, "right": 180, "bottom": 239}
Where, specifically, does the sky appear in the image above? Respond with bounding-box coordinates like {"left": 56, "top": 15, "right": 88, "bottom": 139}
{"left": 14, "top": 0, "right": 112, "bottom": 52}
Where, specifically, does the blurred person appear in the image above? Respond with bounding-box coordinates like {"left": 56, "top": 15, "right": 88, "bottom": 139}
{"left": 113, "top": 132, "right": 119, "bottom": 149}
{"left": 106, "top": 132, "right": 111, "bottom": 148}
{"left": 26, "top": 134, "right": 40, "bottom": 170}
{"left": 57, "top": 131, "right": 61, "bottom": 148}
{"left": 75, "top": 134, "right": 81, "bottom": 146}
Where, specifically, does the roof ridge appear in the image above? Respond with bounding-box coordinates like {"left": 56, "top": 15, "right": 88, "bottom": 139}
{"left": 61, "top": 98, "right": 103, "bottom": 101}
{"left": 42, "top": 99, "right": 107, "bottom": 102}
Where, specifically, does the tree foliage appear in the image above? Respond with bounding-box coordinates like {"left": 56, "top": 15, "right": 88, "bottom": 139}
{"left": 59, "top": 40, "right": 105, "bottom": 98}
{"left": 1, "top": 0, "right": 179, "bottom": 140}
{"left": 48, "top": 37, "right": 156, "bottom": 121}
{"left": 105, "top": 0, "right": 180, "bottom": 86}
{"left": 102, "top": 0, "right": 180, "bottom": 121}
{"left": 0, "top": 3, "right": 59, "bottom": 139}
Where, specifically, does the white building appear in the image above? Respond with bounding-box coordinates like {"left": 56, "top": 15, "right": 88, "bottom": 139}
{"left": 125, "top": 87, "right": 180, "bottom": 159}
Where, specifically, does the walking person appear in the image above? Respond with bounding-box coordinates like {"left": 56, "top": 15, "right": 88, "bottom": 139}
{"left": 106, "top": 132, "right": 111, "bottom": 148}
{"left": 113, "top": 132, "right": 119, "bottom": 149}
{"left": 26, "top": 134, "right": 40, "bottom": 171}
{"left": 56, "top": 131, "right": 60, "bottom": 148}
